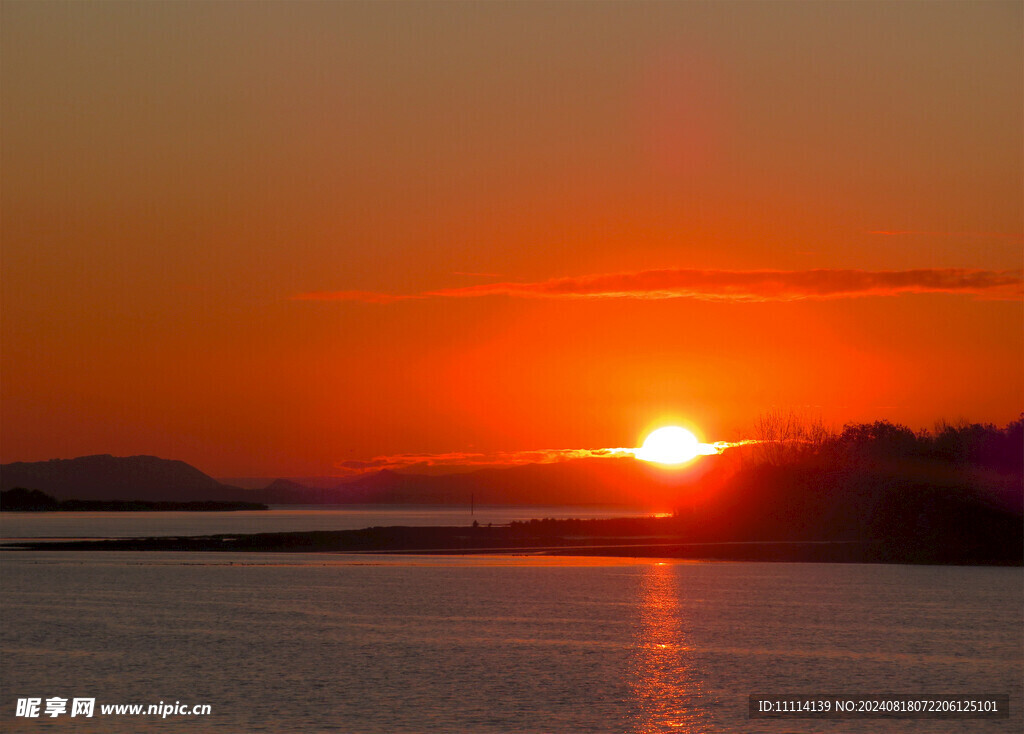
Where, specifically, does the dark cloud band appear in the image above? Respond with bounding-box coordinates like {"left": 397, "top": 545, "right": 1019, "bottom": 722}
{"left": 296, "top": 268, "right": 1023, "bottom": 304}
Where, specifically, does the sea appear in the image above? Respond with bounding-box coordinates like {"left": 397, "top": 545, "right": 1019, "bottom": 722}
{"left": 0, "top": 505, "right": 657, "bottom": 541}
{"left": 1, "top": 507, "right": 1021, "bottom": 733}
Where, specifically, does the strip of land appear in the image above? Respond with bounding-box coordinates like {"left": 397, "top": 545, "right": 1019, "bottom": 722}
{"left": 3, "top": 517, "right": 1020, "bottom": 565}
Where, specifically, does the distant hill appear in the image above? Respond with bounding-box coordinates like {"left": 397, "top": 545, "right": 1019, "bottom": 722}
{"left": 3, "top": 454, "right": 702, "bottom": 508}
{"left": 294, "top": 455, "right": 729, "bottom": 507}
{"left": 0, "top": 455, "right": 253, "bottom": 502}
{"left": 257, "top": 478, "right": 332, "bottom": 504}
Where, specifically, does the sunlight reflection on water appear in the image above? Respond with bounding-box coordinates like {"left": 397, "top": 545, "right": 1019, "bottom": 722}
{"left": 630, "top": 562, "right": 709, "bottom": 733}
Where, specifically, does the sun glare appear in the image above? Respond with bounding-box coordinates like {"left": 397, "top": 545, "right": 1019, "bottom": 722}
{"left": 635, "top": 426, "right": 700, "bottom": 465}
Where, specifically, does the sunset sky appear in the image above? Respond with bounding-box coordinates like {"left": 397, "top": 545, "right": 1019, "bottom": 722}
{"left": 2, "top": 1, "right": 1021, "bottom": 478}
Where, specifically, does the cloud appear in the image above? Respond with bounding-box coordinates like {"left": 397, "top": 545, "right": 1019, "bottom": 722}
{"left": 337, "top": 458, "right": 394, "bottom": 471}
{"left": 332, "top": 443, "right": 764, "bottom": 474}
{"left": 337, "top": 448, "right": 637, "bottom": 474}
{"left": 295, "top": 268, "right": 1023, "bottom": 304}
{"left": 868, "top": 230, "right": 1024, "bottom": 240}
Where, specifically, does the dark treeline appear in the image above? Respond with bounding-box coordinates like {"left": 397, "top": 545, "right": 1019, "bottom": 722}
{"left": 663, "top": 413, "right": 1024, "bottom": 564}
{"left": 466, "top": 415, "right": 1024, "bottom": 565}
{"left": 752, "top": 412, "right": 1022, "bottom": 473}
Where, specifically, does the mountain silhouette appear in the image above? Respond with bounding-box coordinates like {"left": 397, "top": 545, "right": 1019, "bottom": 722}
{"left": 0, "top": 455, "right": 251, "bottom": 502}
{"left": 315, "top": 455, "right": 727, "bottom": 507}
{"left": 1, "top": 454, "right": 711, "bottom": 507}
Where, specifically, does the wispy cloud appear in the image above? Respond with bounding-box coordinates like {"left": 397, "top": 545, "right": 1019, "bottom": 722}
{"left": 868, "top": 230, "right": 1024, "bottom": 240}
{"left": 335, "top": 441, "right": 763, "bottom": 474}
{"left": 295, "top": 268, "right": 1023, "bottom": 304}
{"left": 338, "top": 448, "right": 636, "bottom": 474}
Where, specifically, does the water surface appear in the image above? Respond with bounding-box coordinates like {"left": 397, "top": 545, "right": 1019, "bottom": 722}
{"left": 0, "top": 505, "right": 657, "bottom": 540}
{"left": 2, "top": 553, "right": 1019, "bottom": 732}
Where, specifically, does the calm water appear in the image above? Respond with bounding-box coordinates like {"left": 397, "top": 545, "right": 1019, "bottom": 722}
{"left": 0, "top": 505, "right": 658, "bottom": 541}
{"left": 1, "top": 553, "right": 1020, "bottom": 733}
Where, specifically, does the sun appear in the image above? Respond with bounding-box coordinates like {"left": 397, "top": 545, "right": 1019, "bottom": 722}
{"left": 635, "top": 426, "right": 700, "bottom": 465}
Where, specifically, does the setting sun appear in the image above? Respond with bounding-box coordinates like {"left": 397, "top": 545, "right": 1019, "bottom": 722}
{"left": 635, "top": 426, "right": 700, "bottom": 465}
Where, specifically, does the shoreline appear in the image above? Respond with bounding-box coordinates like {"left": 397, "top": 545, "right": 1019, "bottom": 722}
{"left": 3, "top": 520, "right": 1021, "bottom": 566}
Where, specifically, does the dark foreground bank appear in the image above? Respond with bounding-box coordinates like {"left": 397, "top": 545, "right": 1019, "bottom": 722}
{"left": 4, "top": 516, "right": 1020, "bottom": 565}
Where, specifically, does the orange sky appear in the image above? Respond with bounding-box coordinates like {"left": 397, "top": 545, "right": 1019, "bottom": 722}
{"left": 2, "top": 2, "right": 1021, "bottom": 477}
